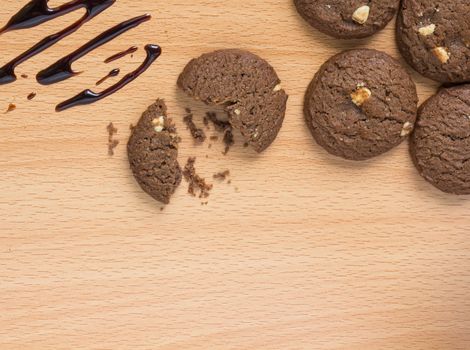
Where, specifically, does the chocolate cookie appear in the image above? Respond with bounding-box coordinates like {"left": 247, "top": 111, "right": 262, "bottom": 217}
{"left": 128, "top": 99, "right": 182, "bottom": 204}
{"left": 304, "top": 49, "right": 418, "bottom": 160}
{"left": 411, "top": 85, "right": 470, "bottom": 195}
{"left": 177, "top": 49, "right": 288, "bottom": 153}
{"left": 294, "top": 0, "right": 399, "bottom": 39}
{"left": 397, "top": 0, "right": 470, "bottom": 83}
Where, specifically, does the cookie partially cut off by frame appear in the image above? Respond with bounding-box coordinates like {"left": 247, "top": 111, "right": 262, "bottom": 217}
{"left": 294, "top": 0, "right": 400, "bottom": 39}
{"left": 411, "top": 85, "right": 470, "bottom": 195}
{"left": 127, "top": 99, "right": 182, "bottom": 204}
{"left": 304, "top": 49, "right": 418, "bottom": 161}
{"left": 397, "top": 0, "right": 470, "bottom": 84}
{"left": 177, "top": 49, "right": 288, "bottom": 153}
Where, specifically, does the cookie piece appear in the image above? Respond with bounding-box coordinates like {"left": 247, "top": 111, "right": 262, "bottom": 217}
{"left": 397, "top": 0, "right": 470, "bottom": 83}
{"left": 304, "top": 49, "right": 418, "bottom": 160}
{"left": 127, "top": 99, "right": 182, "bottom": 204}
{"left": 294, "top": 0, "right": 399, "bottom": 39}
{"left": 411, "top": 85, "right": 470, "bottom": 195}
{"left": 177, "top": 49, "right": 288, "bottom": 153}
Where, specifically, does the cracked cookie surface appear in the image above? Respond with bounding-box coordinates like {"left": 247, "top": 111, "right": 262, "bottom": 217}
{"left": 411, "top": 85, "right": 470, "bottom": 195}
{"left": 397, "top": 0, "right": 470, "bottom": 83}
{"left": 128, "top": 99, "right": 182, "bottom": 204}
{"left": 304, "top": 49, "right": 418, "bottom": 160}
{"left": 177, "top": 49, "right": 288, "bottom": 153}
{"left": 294, "top": 0, "right": 399, "bottom": 39}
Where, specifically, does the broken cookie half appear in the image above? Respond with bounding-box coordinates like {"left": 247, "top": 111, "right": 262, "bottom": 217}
{"left": 127, "top": 99, "right": 182, "bottom": 204}
{"left": 177, "top": 49, "right": 288, "bottom": 153}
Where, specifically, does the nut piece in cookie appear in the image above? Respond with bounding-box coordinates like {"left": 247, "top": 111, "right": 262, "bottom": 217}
{"left": 418, "top": 24, "right": 436, "bottom": 36}
{"left": 127, "top": 99, "right": 182, "bottom": 204}
{"left": 431, "top": 47, "right": 450, "bottom": 64}
{"left": 411, "top": 85, "right": 470, "bottom": 195}
{"left": 177, "top": 49, "right": 288, "bottom": 153}
{"left": 304, "top": 49, "right": 418, "bottom": 161}
{"left": 352, "top": 5, "right": 370, "bottom": 25}
{"left": 351, "top": 85, "right": 372, "bottom": 106}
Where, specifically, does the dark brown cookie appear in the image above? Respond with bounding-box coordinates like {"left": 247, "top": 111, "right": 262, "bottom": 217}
{"left": 410, "top": 85, "right": 470, "bottom": 195}
{"left": 294, "top": 0, "right": 399, "bottom": 39}
{"left": 397, "top": 0, "right": 470, "bottom": 83}
{"left": 127, "top": 99, "right": 182, "bottom": 204}
{"left": 177, "top": 49, "right": 288, "bottom": 153}
{"left": 304, "top": 49, "right": 418, "bottom": 160}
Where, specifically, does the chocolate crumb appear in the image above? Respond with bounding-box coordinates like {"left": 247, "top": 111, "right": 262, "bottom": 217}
{"left": 5, "top": 103, "right": 16, "bottom": 113}
{"left": 183, "top": 108, "right": 206, "bottom": 142}
{"left": 210, "top": 135, "right": 219, "bottom": 141}
{"left": 206, "top": 112, "right": 230, "bottom": 131}
{"left": 213, "top": 170, "right": 230, "bottom": 181}
{"left": 243, "top": 142, "right": 249, "bottom": 148}
{"left": 206, "top": 112, "right": 235, "bottom": 154}
{"left": 227, "top": 179, "right": 232, "bottom": 184}
{"left": 203, "top": 115, "right": 210, "bottom": 128}
{"left": 183, "top": 157, "right": 213, "bottom": 198}
{"left": 20, "top": 74, "right": 28, "bottom": 79}
{"left": 223, "top": 127, "right": 234, "bottom": 155}
{"left": 27, "top": 92, "right": 36, "bottom": 100}
{"left": 129, "top": 123, "right": 135, "bottom": 130}
{"left": 108, "top": 139, "right": 119, "bottom": 156}
{"left": 160, "top": 207, "right": 164, "bottom": 211}
{"left": 107, "top": 122, "right": 119, "bottom": 156}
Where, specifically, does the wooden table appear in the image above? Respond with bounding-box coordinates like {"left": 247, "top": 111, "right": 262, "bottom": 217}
{"left": 1, "top": 1, "right": 469, "bottom": 348}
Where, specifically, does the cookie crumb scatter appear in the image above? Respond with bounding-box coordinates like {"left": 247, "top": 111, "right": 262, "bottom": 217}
{"left": 213, "top": 170, "right": 230, "bottom": 181}
{"left": 183, "top": 108, "right": 206, "bottom": 142}
{"left": 183, "top": 157, "right": 213, "bottom": 199}
{"left": 107, "top": 122, "right": 119, "bottom": 156}
{"left": 27, "top": 92, "right": 36, "bottom": 100}
{"left": 5, "top": 103, "right": 16, "bottom": 113}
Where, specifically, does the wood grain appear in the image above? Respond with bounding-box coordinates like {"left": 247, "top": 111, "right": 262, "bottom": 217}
{"left": 0, "top": 0, "right": 469, "bottom": 349}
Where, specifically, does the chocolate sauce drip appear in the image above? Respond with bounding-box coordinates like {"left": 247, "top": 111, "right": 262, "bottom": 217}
{"left": 96, "top": 68, "right": 120, "bottom": 85}
{"left": 0, "top": 0, "right": 113, "bottom": 34}
{"left": 37, "top": 14, "right": 151, "bottom": 86}
{"left": 56, "top": 44, "right": 161, "bottom": 112}
{"left": 104, "top": 46, "right": 138, "bottom": 63}
{"left": 0, "top": 0, "right": 115, "bottom": 85}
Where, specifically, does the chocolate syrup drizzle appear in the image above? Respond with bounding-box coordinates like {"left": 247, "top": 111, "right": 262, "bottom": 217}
{"left": 104, "top": 46, "right": 138, "bottom": 63}
{"left": 56, "top": 44, "right": 161, "bottom": 112}
{"left": 96, "top": 68, "right": 120, "bottom": 85}
{"left": 0, "top": 0, "right": 113, "bottom": 34}
{"left": 37, "top": 14, "right": 151, "bottom": 85}
{"left": 0, "top": 0, "right": 115, "bottom": 84}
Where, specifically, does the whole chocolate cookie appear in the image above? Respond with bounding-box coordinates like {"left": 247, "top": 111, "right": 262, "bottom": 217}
{"left": 397, "top": 0, "right": 470, "bottom": 83}
{"left": 304, "top": 49, "right": 418, "bottom": 160}
{"left": 128, "top": 99, "right": 182, "bottom": 204}
{"left": 411, "top": 85, "right": 470, "bottom": 195}
{"left": 294, "top": 0, "right": 399, "bottom": 39}
{"left": 177, "top": 49, "right": 288, "bottom": 153}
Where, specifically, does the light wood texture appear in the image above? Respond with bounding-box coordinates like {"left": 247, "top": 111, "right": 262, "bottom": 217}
{"left": 1, "top": 1, "right": 469, "bottom": 349}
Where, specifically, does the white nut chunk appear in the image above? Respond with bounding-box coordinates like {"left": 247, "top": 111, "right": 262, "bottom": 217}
{"left": 152, "top": 116, "right": 165, "bottom": 132}
{"left": 273, "top": 83, "right": 282, "bottom": 92}
{"left": 401, "top": 122, "right": 414, "bottom": 137}
{"left": 418, "top": 23, "right": 436, "bottom": 36}
{"left": 351, "top": 85, "right": 372, "bottom": 106}
{"left": 432, "top": 47, "right": 450, "bottom": 63}
{"left": 352, "top": 5, "right": 370, "bottom": 25}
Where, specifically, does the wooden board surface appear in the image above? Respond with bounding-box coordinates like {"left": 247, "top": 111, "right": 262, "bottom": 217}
{"left": 1, "top": 0, "right": 469, "bottom": 349}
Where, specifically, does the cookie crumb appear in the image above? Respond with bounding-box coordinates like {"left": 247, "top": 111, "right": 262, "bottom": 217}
{"left": 213, "top": 170, "right": 230, "bottom": 181}
{"left": 183, "top": 157, "right": 213, "bottom": 199}
{"left": 129, "top": 123, "right": 135, "bottom": 130}
{"left": 210, "top": 135, "right": 219, "bottom": 141}
{"left": 20, "top": 74, "right": 28, "bottom": 79}
{"left": 183, "top": 108, "right": 206, "bottom": 142}
{"left": 107, "top": 122, "right": 119, "bottom": 156}
{"left": 223, "top": 128, "right": 234, "bottom": 155}
{"left": 243, "top": 142, "right": 249, "bottom": 148}
{"left": 5, "top": 103, "right": 16, "bottom": 113}
{"left": 27, "top": 92, "right": 36, "bottom": 100}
